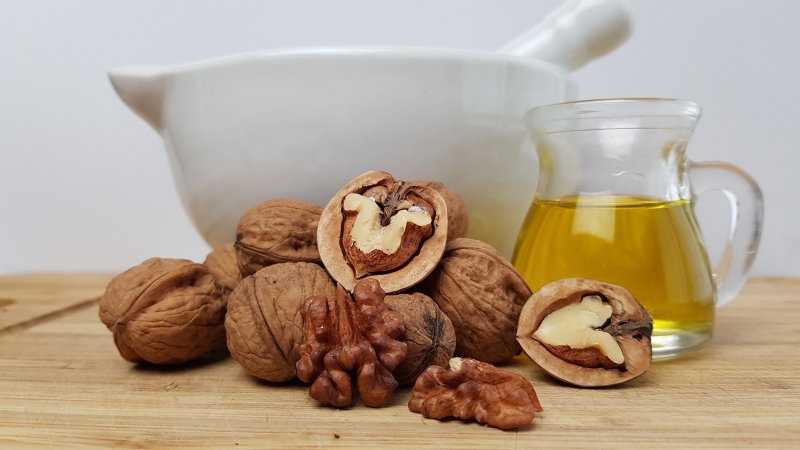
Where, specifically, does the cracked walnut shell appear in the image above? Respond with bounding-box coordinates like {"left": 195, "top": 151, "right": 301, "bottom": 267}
{"left": 235, "top": 198, "right": 323, "bottom": 277}
{"left": 225, "top": 262, "right": 337, "bottom": 382}
{"left": 516, "top": 278, "right": 653, "bottom": 387}
{"left": 98, "top": 257, "right": 227, "bottom": 365}
{"left": 418, "top": 238, "right": 532, "bottom": 364}
{"left": 317, "top": 171, "right": 448, "bottom": 294}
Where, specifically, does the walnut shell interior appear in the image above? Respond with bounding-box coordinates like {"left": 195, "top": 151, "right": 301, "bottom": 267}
{"left": 317, "top": 171, "right": 448, "bottom": 294}
{"left": 407, "top": 180, "right": 469, "bottom": 241}
{"left": 516, "top": 278, "right": 653, "bottom": 387}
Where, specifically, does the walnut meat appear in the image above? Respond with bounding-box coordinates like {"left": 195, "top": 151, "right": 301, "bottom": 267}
{"left": 296, "top": 279, "right": 407, "bottom": 408}
{"left": 408, "top": 357, "right": 543, "bottom": 430}
{"left": 317, "top": 171, "right": 448, "bottom": 294}
{"left": 225, "top": 262, "right": 336, "bottom": 382}
{"left": 98, "top": 258, "right": 227, "bottom": 365}
{"left": 384, "top": 292, "right": 457, "bottom": 385}
{"left": 408, "top": 180, "right": 469, "bottom": 241}
{"left": 418, "top": 238, "right": 532, "bottom": 364}
{"left": 516, "top": 278, "right": 653, "bottom": 387}
{"left": 235, "top": 199, "right": 323, "bottom": 277}
{"left": 203, "top": 243, "right": 243, "bottom": 295}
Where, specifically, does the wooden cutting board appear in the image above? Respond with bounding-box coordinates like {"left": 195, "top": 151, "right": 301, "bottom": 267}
{"left": 0, "top": 275, "right": 798, "bottom": 449}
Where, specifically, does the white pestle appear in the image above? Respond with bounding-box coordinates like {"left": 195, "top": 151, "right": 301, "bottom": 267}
{"left": 498, "top": 0, "right": 631, "bottom": 71}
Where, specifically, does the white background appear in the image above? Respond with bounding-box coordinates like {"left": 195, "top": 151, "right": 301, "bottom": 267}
{"left": 1, "top": 0, "right": 798, "bottom": 276}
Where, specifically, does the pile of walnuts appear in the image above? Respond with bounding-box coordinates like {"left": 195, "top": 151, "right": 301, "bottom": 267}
{"left": 99, "top": 170, "right": 530, "bottom": 367}
{"left": 99, "top": 170, "right": 653, "bottom": 430}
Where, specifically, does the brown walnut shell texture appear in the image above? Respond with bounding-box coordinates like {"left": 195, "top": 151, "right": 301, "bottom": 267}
{"left": 407, "top": 180, "right": 469, "bottom": 241}
{"left": 419, "top": 238, "right": 532, "bottom": 364}
{"left": 317, "top": 171, "right": 448, "bottom": 294}
{"left": 225, "top": 262, "right": 336, "bottom": 382}
{"left": 235, "top": 199, "right": 323, "bottom": 278}
{"left": 384, "top": 292, "right": 457, "bottom": 385}
{"left": 516, "top": 278, "right": 653, "bottom": 387}
{"left": 98, "top": 258, "right": 227, "bottom": 365}
{"left": 203, "top": 243, "right": 243, "bottom": 295}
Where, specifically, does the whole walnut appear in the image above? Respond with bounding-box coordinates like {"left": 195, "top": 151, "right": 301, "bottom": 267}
{"left": 235, "top": 199, "right": 323, "bottom": 277}
{"left": 98, "top": 258, "right": 227, "bottom": 365}
{"left": 225, "top": 262, "right": 337, "bottom": 382}
{"left": 384, "top": 292, "right": 456, "bottom": 385}
{"left": 418, "top": 238, "right": 532, "bottom": 364}
{"left": 408, "top": 180, "right": 469, "bottom": 241}
{"left": 203, "top": 243, "right": 243, "bottom": 295}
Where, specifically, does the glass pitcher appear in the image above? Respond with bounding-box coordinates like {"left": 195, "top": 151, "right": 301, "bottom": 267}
{"left": 513, "top": 98, "right": 763, "bottom": 360}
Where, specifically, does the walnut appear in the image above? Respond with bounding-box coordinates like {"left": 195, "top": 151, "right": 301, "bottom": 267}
{"left": 418, "top": 238, "right": 531, "bottom": 364}
{"left": 98, "top": 258, "right": 227, "bottom": 365}
{"left": 407, "top": 180, "right": 469, "bottom": 241}
{"left": 203, "top": 243, "right": 243, "bottom": 295}
{"left": 408, "top": 357, "right": 543, "bottom": 430}
{"left": 296, "top": 279, "right": 407, "bottom": 408}
{"left": 516, "top": 278, "right": 653, "bottom": 387}
{"left": 235, "top": 199, "right": 323, "bottom": 277}
{"left": 225, "top": 262, "right": 336, "bottom": 382}
{"left": 317, "top": 171, "right": 448, "bottom": 294}
{"left": 384, "top": 292, "right": 456, "bottom": 385}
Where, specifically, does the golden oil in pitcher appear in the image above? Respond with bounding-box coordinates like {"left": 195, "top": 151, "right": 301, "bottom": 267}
{"left": 512, "top": 195, "right": 717, "bottom": 358}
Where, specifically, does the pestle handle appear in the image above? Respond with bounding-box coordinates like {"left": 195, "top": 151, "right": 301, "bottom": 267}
{"left": 497, "top": 0, "right": 631, "bottom": 71}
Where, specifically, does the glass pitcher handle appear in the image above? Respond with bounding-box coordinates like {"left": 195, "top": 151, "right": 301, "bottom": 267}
{"left": 689, "top": 161, "right": 764, "bottom": 306}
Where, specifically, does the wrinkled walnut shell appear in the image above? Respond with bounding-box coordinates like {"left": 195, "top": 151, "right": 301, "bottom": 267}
{"left": 317, "top": 171, "right": 448, "bottom": 294}
{"left": 408, "top": 180, "right": 469, "bottom": 241}
{"left": 418, "top": 238, "right": 532, "bottom": 364}
{"left": 384, "top": 292, "right": 457, "bottom": 385}
{"left": 204, "top": 243, "right": 243, "bottom": 295}
{"left": 235, "top": 199, "right": 323, "bottom": 277}
{"left": 225, "top": 262, "right": 336, "bottom": 382}
{"left": 98, "top": 258, "right": 227, "bottom": 365}
{"left": 516, "top": 278, "right": 653, "bottom": 387}
{"left": 409, "top": 357, "right": 543, "bottom": 430}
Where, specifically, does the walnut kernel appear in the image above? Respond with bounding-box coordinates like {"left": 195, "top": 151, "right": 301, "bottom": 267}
{"left": 408, "top": 357, "right": 543, "bottom": 430}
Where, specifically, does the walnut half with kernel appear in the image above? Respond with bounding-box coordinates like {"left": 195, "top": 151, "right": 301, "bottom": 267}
{"left": 516, "top": 278, "right": 653, "bottom": 387}
{"left": 317, "top": 171, "right": 448, "bottom": 294}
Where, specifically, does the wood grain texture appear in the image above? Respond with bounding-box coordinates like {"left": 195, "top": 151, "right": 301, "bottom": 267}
{"left": 0, "top": 273, "right": 114, "bottom": 334}
{"left": 0, "top": 275, "right": 798, "bottom": 449}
